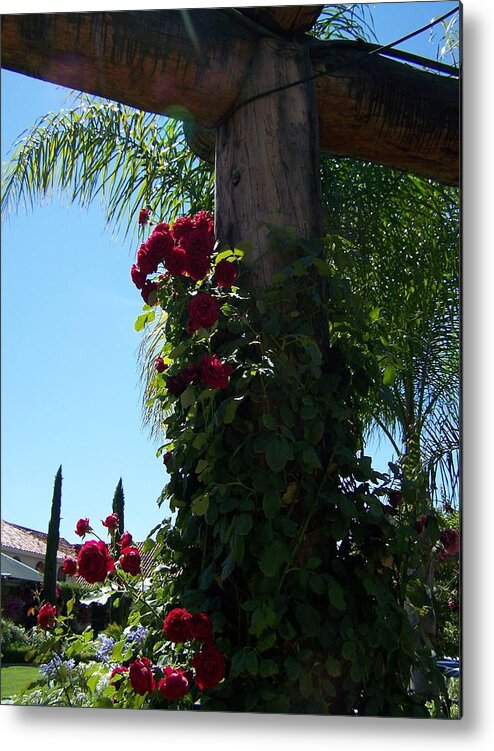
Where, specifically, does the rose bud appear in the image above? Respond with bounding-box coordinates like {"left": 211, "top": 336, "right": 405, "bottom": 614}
{"left": 129, "top": 657, "right": 156, "bottom": 695}
{"left": 191, "top": 645, "right": 225, "bottom": 690}
{"left": 138, "top": 208, "right": 151, "bottom": 225}
{"left": 215, "top": 259, "right": 238, "bottom": 288}
{"left": 117, "top": 531, "right": 133, "bottom": 548}
{"left": 130, "top": 264, "right": 147, "bottom": 290}
{"left": 37, "top": 602, "right": 57, "bottom": 629}
{"left": 162, "top": 608, "right": 192, "bottom": 643}
{"left": 158, "top": 667, "right": 191, "bottom": 701}
{"left": 75, "top": 517, "right": 91, "bottom": 537}
{"left": 163, "top": 451, "right": 173, "bottom": 467}
{"left": 102, "top": 512, "right": 119, "bottom": 533}
{"left": 63, "top": 556, "right": 78, "bottom": 577}
{"left": 155, "top": 356, "right": 167, "bottom": 373}
{"left": 119, "top": 546, "right": 141, "bottom": 576}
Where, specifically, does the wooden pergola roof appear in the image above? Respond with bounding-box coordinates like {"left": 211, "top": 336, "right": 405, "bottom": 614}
{"left": 1, "top": 7, "right": 459, "bottom": 185}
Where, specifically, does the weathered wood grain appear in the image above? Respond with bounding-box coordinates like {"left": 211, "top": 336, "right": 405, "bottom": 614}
{"left": 1, "top": 9, "right": 459, "bottom": 185}
{"left": 215, "top": 37, "right": 322, "bottom": 289}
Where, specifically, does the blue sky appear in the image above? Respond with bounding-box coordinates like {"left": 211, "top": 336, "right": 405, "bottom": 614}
{"left": 1, "top": 1, "right": 459, "bottom": 545}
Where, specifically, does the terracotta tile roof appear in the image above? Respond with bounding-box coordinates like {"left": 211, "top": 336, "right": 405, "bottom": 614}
{"left": 1, "top": 519, "right": 77, "bottom": 559}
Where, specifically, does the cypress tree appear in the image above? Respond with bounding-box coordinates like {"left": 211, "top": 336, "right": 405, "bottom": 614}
{"left": 43, "top": 465, "right": 62, "bottom": 605}
{"left": 112, "top": 478, "right": 125, "bottom": 543}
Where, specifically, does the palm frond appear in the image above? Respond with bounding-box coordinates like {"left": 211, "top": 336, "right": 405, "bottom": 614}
{"left": 2, "top": 93, "right": 214, "bottom": 245}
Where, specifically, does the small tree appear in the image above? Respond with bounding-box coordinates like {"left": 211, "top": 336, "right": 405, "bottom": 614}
{"left": 112, "top": 477, "right": 125, "bottom": 543}
{"left": 43, "top": 465, "right": 62, "bottom": 605}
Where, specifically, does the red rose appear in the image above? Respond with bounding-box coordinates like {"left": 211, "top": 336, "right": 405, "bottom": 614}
{"left": 129, "top": 657, "right": 156, "bottom": 695}
{"left": 118, "top": 531, "right": 133, "bottom": 548}
{"left": 163, "top": 245, "right": 187, "bottom": 277}
{"left": 188, "top": 293, "right": 220, "bottom": 333}
{"left": 162, "top": 608, "right": 191, "bottom": 643}
{"left": 141, "top": 280, "right": 159, "bottom": 305}
{"left": 138, "top": 208, "right": 151, "bottom": 225}
{"left": 189, "top": 612, "right": 214, "bottom": 644}
{"left": 440, "top": 528, "right": 460, "bottom": 556}
{"left": 37, "top": 602, "right": 57, "bottom": 629}
{"left": 137, "top": 242, "right": 159, "bottom": 276}
{"left": 102, "top": 512, "right": 119, "bottom": 532}
{"left": 200, "top": 354, "right": 233, "bottom": 389}
{"left": 77, "top": 540, "right": 115, "bottom": 584}
{"left": 110, "top": 665, "right": 128, "bottom": 690}
{"left": 147, "top": 228, "right": 174, "bottom": 262}
{"left": 155, "top": 356, "right": 167, "bottom": 373}
{"left": 75, "top": 517, "right": 91, "bottom": 537}
{"left": 166, "top": 374, "right": 188, "bottom": 398}
{"left": 158, "top": 667, "right": 191, "bottom": 700}
{"left": 215, "top": 259, "right": 238, "bottom": 288}
{"left": 131, "top": 264, "right": 147, "bottom": 289}
{"left": 171, "top": 215, "right": 194, "bottom": 242}
{"left": 63, "top": 556, "right": 77, "bottom": 577}
{"left": 191, "top": 645, "right": 225, "bottom": 690}
{"left": 185, "top": 254, "right": 211, "bottom": 282}
{"left": 119, "top": 546, "right": 141, "bottom": 575}
{"left": 172, "top": 214, "right": 214, "bottom": 257}
{"left": 154, "top": 222, "right": 170, "bottom": 233}
{"left": 193, "top": 210, "right": 214, "bottom": 234}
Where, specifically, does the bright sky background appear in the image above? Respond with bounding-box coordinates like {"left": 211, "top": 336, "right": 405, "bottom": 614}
{"left": 1, "top": 1, "right": 458, "bottom": 546}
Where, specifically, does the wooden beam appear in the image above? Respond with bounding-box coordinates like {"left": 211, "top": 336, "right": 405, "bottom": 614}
{"left": 1, "top": 10, "right": 458, "bottom": 185}
{"left": 0, "top": 10, "right": 257, "bottom": 126}
{"left": 237, "top": 5, "right": 324, "bottom": 35}
{"left": 215, "top": 37, "right": 322, "bottom": 289}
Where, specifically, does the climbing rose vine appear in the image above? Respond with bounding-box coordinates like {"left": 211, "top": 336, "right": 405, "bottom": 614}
{"left": 23, "top": 209, "right": 457, "bottom": 716}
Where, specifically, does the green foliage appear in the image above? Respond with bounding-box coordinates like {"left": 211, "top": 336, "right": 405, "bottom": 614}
{"left": 137, "top": 225, "right": 444, "bottom": 716}
{"left": 43, "top": 465, "right": 63, "bottom": 605}
{"left": 1, "top": 95, "right": 214, "bottom": 243}
{"left": 1, "top": 619, "right": 30, "bottom": 649}
{"left": 112, "top": 478, "right": 125, "bottom": 540}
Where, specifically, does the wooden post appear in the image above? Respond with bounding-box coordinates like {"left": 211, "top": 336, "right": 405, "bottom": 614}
{"left": 215, "top": 37, "right": 322, "bottom": 291}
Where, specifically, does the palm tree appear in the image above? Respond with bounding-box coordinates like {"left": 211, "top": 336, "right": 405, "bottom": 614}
{"left": 321, "top": 158, "right": 460, "bottom": 509}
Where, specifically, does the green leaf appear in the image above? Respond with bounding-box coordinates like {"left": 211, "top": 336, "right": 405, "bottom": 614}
{"left": 325, "top": 656, "right": 342, "bottom": 677}
{"left": 235, "top": 513, "right": 253, "bottom": 536}
{"left": 191, "top": 494, "right": 209, "bottom": 516}
{"left": 231, "top": 534, "right": 245, "bottom": 564}
{"left": 94, "top": 696, "right": 114, "bottom": 709}
{"left": 259, "top": 659, "right": 279, "bottom": 678}
{"left": 262, "top": 413, "right": 278, "bottom": 431}
{"left": 295, "top": 602, "right": 321, "bottom": 637}
{"left": 262, "top": 490, "right": 280, "bottom": 519}
{"left": 327, "top": 577, "right": 346, "bottom": 610}
{"left": 245, "top": 651, "right": 259, "bottom": 676}
{"left": 265, "top": 438, "right": 292, "bottom": 473}
{"left": 302, "top": 446, "right": 322, "bottom": 470}
{"left": 141, "top": 537, "right": 156, "bottom": 553}
{"left": 180, "top": 386, "right": 196, "bottom": 409}
{"left": 258, "top": 539, "right": 289, "bottom": 578}
{"left": 304, "top": 419, "right": 325, "bottom": 445}
{"left": 383, "top": 364, "right": 397, "bottom": 386}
